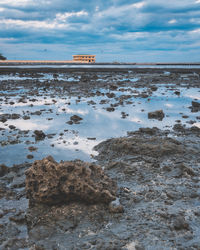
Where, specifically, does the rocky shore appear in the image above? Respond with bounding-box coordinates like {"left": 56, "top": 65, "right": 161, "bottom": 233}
{"left": 0, "top": 67, "right": 200, "bottom": 249}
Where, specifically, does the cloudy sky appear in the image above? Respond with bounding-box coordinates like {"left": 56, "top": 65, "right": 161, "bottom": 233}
{"left": 0, "top": 0, "right": 200, "bottom": 62}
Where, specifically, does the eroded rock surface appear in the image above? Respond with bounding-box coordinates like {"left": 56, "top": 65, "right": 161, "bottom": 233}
{"left": 95, "top": 130, "right": 184, "bottom": 160}
{"left": 25, "top": 156, "right": 116, "bottom": 205}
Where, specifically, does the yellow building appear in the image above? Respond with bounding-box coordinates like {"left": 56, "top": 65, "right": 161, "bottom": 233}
{"left": 73, "top": 55, "right": 96, "bottom": 63}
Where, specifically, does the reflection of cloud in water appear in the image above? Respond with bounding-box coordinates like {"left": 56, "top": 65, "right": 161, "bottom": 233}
{"left": 129, "top": 117, "right": 142, "bottom": 123}
{"left": 54, "top": 136, "right": 100, "bottom": 156}
{"left": 165, "top": 103, "right": 174, "bottom": 108}
{"left": 193, "top": 123, "right": 200, "bottom": 128}
{"left": 58, "top": 106, "right": 88, "bottom": 115}
{"left": 184, "top": 94, "right": 200, "bottom": 100}
{"left": 95, "top": 109, "right": 121, "bottom": 119}
{"left": 5, "top": 120, "right": 49, "bottom": 130}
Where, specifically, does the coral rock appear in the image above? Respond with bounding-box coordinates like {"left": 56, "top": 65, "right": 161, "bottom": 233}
{"left": 25, "top": 156, "right": 117, "bottom": 206}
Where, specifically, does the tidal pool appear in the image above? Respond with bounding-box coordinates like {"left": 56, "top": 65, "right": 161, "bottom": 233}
{"left": 0, "top": 72, "right": 199, "bottom": 165}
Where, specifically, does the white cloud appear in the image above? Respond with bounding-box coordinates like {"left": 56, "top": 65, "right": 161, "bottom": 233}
{"left": 56, "top": 11, "right": 88, "bottom": 22}
{"left": 0, "top": 0, "right": 34, "bottom": 7}
{"left": 133, "top": 1, "right": 146, "bottom": 9}
{"left": 0, "top": 10, "right": 88, "bottom": 30}
{"left": 0, "top": 0, "right": 51, "bottom": 7}
{"left": 0, "top": 38, "right": 16, "bottom": 42}
{"left": 0, "top": 18, "right": 68, "bottom": 30}
{"left": 95, "top": 1, "right": 146, "bottom": 18}
{"left": 168, "top": 19, "right": 177, "bottom": 24}
{"left": 111, "top": 32, "right": 147, "bottom": 40}
{"left": 189, "top": 28, "right": 200, "bottom": 34}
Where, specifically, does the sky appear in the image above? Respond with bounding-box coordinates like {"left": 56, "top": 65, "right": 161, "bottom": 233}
{"left": 0, "top": 0, "right": 200, "bottom": 62}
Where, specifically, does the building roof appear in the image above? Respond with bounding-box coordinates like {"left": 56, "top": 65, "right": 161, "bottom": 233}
{"left": 73, "top": 55, "right": 95, "bottom": 56}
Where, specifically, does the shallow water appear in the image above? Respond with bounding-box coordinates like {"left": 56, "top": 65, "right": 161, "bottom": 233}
{"left": 0, "top": 72, "right": 199, "bottom": 165}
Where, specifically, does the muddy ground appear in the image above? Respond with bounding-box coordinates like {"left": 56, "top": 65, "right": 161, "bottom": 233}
{"left": 0, "top": 67, "right": 200, "bottom": 249}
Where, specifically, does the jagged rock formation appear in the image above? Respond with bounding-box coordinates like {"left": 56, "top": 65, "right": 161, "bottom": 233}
{"left": 25, "top": 156, "right": 116, "bottom": 206}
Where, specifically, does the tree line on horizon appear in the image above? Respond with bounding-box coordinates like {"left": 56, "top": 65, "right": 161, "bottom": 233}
{"left": 0, "top": 53, "right": 6, "bottom": 60}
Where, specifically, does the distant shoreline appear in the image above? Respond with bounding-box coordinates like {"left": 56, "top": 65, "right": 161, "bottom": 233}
{"left": 0, "top": 60, "right": 200, "bottom": 66}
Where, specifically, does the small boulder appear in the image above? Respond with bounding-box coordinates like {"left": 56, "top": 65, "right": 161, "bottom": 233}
{"left": 191, "top": 101, "right": 200, "bottom": 112}
{"left": 173, "top": 215, "right": 189, "bottom": 231}
{"left": 25, "top": 156, "right": 117, "bottom": 206}
{"left": 148, "top": 110, "right": 165, "bottom": 121}
{"left": 0, "top": 164, "right": 9, "bottom": 177}
{"left": 33, "top": 130, "right": 46, "bottom": 140}
{"left": 70, "top": 115, "right": 83, "bottom": 124}
{"left": 106, "top": 107, "right": 115, "bottom": 112}
{"left": 192, "top": 101, "right": 200, "bottom": 108}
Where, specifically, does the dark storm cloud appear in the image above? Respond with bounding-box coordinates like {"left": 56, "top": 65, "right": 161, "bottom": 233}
{"left": 0, "top": 0, "right": 200, "bottom": 61}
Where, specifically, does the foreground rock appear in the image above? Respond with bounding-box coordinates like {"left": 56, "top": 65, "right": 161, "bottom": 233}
{"left": 25, "top": 156, "right": 116, "bottom": 206}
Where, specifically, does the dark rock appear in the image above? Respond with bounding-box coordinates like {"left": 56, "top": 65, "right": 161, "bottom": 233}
{"left": 138, "top": 127, "right": 160, "bottom": 135}
{"left": 109, "top": 85, "right": 118, "bottom": 90}
{"left": 87, "top": 100, "right": 96, "bottom": 105}
{"left": 109, "top": 199, "right": 124, "bottom": 213}
{"left": 0, "top": 116, "right": 7, "bottom": 123}
{"left": 150, "top": 86, "right": 158, "bottom": 91}
{"left": 31, "top": 111, "right": 42, "bottom": 116}
{"left": 28, "top": 146, "right": 38, "bottom": 152}
{"left": 66, "top": 120, "right": 73, "bottom": 125}
{"left": 33, "top": 130, "right": 46, "bottom": 140}
{"left": 70, "top": 115, "right": 83, "bottom": 124}
{"left": 148, "top": 110, "right": 165, "bottom": 120}
{"left": 25, "top": 156, "right": 117, "bottom": 206}
{"left": 10, "top": 114, "right": 21, "bottom": 119}
{"left": 106, "top": 92, "right": 116, "bottom": 98}
{"left": 9, "top": 125, "right": 16, "bottom": 130}
{"left": 23, "top": 115, "right": 30, "bottom": 120}
{"left": 190, "top": 126, "right": 200, "bottom": 134}
{"left": 0, "top": 164, "right": 9, "bottom": 177}
{"left": 0, "top": 113, "right": 20, "bottom": 122}
{"left": 27, "top": 154, "right": 34, "bottom": 159}
{"left": 190, "top": 101, "right": 200, "bottom": 112}
{"left": 174, "top": 91, "right": 180, "bottom": 96}
{"left": 173, "top": 124, "right": 185, "bottom": 132}
{"left": 192, "top": 101, "right": 200, "bottom": 108}
{"left": 106, "top": 107, "right": 115, "bottom": 112}
{"left": 173, "top": 216, "right": 190, "bottom": 230}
